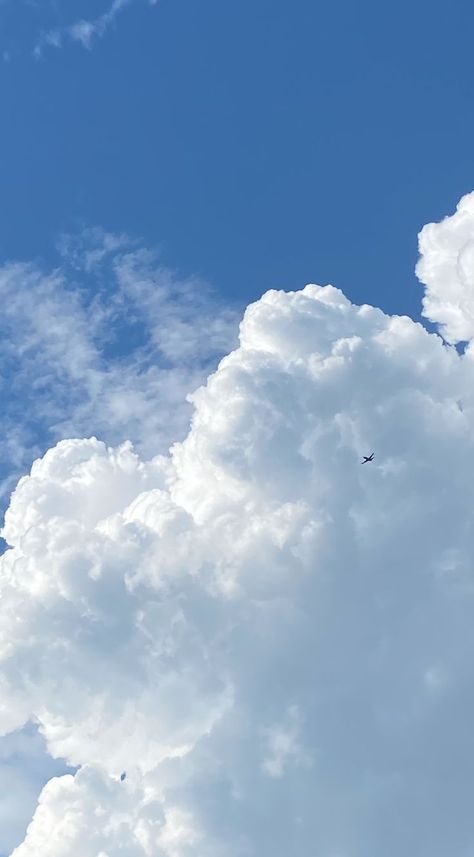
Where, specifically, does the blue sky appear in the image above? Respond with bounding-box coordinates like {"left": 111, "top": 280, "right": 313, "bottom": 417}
{"left": 1, "top": 0, "right": 473, "bottom": 322}
{"left": 2, "top": 2, "right": 474, "bottom": 856}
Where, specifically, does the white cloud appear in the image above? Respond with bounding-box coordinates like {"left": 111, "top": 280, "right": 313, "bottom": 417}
{"left": 4, "top": 195, "right": 474, "bottom": 856}
{"left": 417, "top": 190, "right": 474, "bottom": 344}
{"left": 33, "top": 0, "right": 157, "bottom": 57}
{"left": 68, "top": 0, "right": 131, "bottom": 50}
{"left": 10, "top": 766, "right": 206, "bottom": 857}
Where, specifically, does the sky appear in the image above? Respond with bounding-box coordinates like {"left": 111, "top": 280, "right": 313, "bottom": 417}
{"left": 1, "top": 0, "right": 474, "bottom": 319}
{"left": 1, "top": 1, "right": 474, "bottom": 855}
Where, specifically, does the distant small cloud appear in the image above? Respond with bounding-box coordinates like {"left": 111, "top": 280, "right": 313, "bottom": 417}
{"left": 33, "top": 0, "right": 157, "bottom": 58}
{"left": 33, "top": 28, "right": 62, "bottom": 59}
{"left": 262, "top": 706, "right": 311, "bottom": 778}
{"left": 68, "top": 0, "right": 131, "bottom": 50}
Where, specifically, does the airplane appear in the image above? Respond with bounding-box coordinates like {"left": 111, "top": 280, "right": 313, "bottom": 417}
{"left": 361, "top": 453, "right": 374, "bottom": 464}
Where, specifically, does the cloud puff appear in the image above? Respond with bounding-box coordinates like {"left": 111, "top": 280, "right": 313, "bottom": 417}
{"left": 417, "top": 190, "right": 474, "bottom": 344}
{"left": 10, "top": 765, "right": 207, "bottom": 857}
{"left": 5, "top": 234, "right": 474, "bottom": 856}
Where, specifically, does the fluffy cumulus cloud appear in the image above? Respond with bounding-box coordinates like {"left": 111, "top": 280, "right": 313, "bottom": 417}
{"left": 4, "top": 194, "right": 474, "bottom": 855}
{"left": 417, "top": 190, "right": 474, "bottom": 344}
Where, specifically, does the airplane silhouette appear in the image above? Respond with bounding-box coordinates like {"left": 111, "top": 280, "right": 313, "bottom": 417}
{"left": 361, "top": 453, "right": 374, "bottom": 463}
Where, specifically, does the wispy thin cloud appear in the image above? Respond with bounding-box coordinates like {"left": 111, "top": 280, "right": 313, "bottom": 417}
{"left": 0, "top": 227, "right": 239, "bottom": 504}
{"left": 68, "top": 0, "right": 131, "bottom": 50}
{"left": 33, "top": 0, "right": 157, "bottom": 58}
